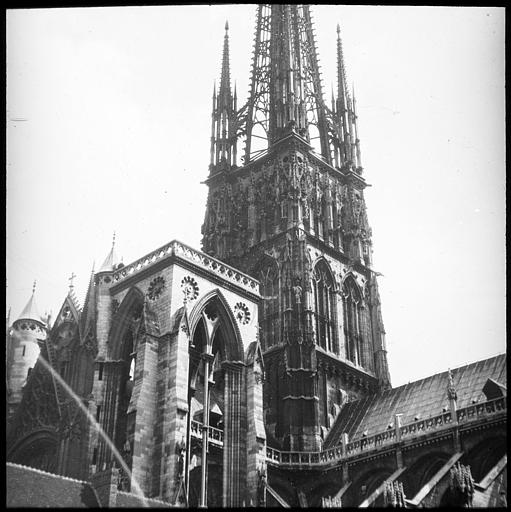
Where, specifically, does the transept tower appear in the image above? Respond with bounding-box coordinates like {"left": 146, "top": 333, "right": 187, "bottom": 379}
{"left": 202, "top": 4, "right": 391, "bottom": 451}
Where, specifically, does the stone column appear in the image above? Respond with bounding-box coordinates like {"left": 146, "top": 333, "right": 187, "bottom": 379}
{"left": 222, "top": 361, "right": 245, "bottom": 507}
{"left": 90, "top": 467, "right": 119, "bottom": 507}
{"left": 160, "top": 314, "right": 190, "bottom": 503}
{"left": 394, "top": 413, "right": 403, "bottom": 469}
{"left": 245, "top": 346, "right": 266, "bottom": 507}
{"left": 130, "top": 333, "right": 158, "bottom": 496}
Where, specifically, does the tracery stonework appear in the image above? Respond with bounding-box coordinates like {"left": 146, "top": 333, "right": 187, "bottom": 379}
{"left": 234, "top": 302, "right": 251, "bottom": 325}
{"left": 147, "top": 276, "right": 165, "bottom": 301}
{"left": 181, "top": 275, "right": 199, "bottom": 302}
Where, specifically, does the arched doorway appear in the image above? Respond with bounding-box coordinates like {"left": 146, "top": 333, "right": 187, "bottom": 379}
{"left": 9, "top": 430, "right": 59, "bottom": 473}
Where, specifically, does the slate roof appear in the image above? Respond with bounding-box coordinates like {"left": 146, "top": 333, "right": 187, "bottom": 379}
{"left": 6, "top": 463, "right": 100, "bottom": 508}
{"left": 99, "top": 242, "right": 119, "bottom": 272}
{"left": 324, "top": 354, "right": 506, "bottom": 448}
{"left": 17, "top": 292, "right": 44, "bottom": 324}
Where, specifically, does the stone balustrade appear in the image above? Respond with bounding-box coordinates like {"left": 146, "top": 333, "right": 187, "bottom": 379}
{"left": 191, "top": 397, "right": 506, "bottom": 467}
{"left": 400, "top": 411, "right": 453, "bottom": 440}
{"left": 456, "top": 396, "right": 505, "bottom": 423}
{"left": 190, "top": 420, "right": 224, "bottom": 447}
{"left": 111, "top": 240, "right": 259, "bottom": 294}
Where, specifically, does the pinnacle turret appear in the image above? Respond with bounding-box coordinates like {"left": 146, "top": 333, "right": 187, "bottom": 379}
{"left": 81, "top": 263, "right": 96, "bottom": 335}
{"left": 210, "top": 20, "right": 236, "bottom": 172}
{"left": 16, "top": 281, "right": 44, "bottom": 325}
{"left": 332, "top": 23, "right": 362, "bottom": 172}
{"left": 99, "top": 232, "right": 119, "bottom": 272}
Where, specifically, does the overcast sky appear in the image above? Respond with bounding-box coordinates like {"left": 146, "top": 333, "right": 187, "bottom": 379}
{"left": 6, "top": 5, "right": 505, "bottom": 387}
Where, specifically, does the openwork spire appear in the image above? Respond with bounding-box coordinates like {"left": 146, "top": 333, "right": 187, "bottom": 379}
{"left": 208, "top": 5, "right": 363, "bottom": 173}
{"left": 243, "top": 5, "right": 330, "bottom": 162}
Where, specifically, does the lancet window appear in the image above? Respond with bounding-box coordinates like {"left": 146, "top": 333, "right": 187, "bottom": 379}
{"left": 256, "top": 259, "right": 279, "bottom": 351}
{"left": 312, "top": 261, "right": 337, "bottom": 353}
{"left": 342, "top": 277, "right": 363, "bottom": 366}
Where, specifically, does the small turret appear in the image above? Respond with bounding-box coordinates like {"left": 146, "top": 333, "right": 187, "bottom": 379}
{"left": 7, "top": 281, "right": 47, "bottom": 423}
{"left": 99, "top": 232, "right": 119, "bottom": 273}
{"left": 95, "top": 233, "right": 119, "bottom": 360}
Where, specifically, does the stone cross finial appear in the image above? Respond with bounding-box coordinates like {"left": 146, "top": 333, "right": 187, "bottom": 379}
{"left": 68, "top": 272, "right": 76, "bottom": 290}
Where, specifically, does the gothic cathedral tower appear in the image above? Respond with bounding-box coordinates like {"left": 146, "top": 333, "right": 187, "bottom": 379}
{"left": 202, "top": 5, "right": 391, "bottom": 451}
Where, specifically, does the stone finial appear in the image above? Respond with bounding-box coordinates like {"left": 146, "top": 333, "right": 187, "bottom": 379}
{"left": 447, "top": 368, "right": 457, "bottom": 401}
{"left": 383, "top": 480, "right": 406, "bottom": 508}
{"left": 449, "top": 462, "right": 474, "bottom": 507}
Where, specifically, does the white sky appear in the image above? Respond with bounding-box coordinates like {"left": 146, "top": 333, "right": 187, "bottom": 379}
{"left": 6, "top": 5, "right": 505, "bottom": 387}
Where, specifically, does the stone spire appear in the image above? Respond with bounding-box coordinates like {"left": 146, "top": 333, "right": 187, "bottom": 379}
{"left": 219, "top": 21, "right": 232, "bottom": 107}
{"left": 210, "top": 21, "right": 236, "bottom": 172}
{"left": 81, "top": 263, "right": 96, "bottom": 332}
{"left": 333, "top": 24, "right": 361, "bottom": 171}
{"left": 336, "top": 24, "right": 349, "bottom": 118}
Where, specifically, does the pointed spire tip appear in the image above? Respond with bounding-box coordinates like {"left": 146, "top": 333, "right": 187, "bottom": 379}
{"left": 225, "top": 20, "right": 229, "bottom": 32}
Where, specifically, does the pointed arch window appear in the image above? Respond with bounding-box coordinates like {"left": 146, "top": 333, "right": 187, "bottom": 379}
{"left": 312, "top": 261, "right": 337, "bottom": 353}
{"left": 342, "top": 277, "right": 363, "bottom": 366}
{"left": 257, "top": 259, "right": 279, "bottom": 351}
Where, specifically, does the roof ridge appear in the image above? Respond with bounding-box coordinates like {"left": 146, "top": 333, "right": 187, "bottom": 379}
{"left": 393, "top": 353, "right": 506, "bottom": 391}
{"left": 6, "top": 462, "right": 89, "bottom": 485}
{"left": 116, "top": 490, "right": 172, "bottom": 505}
